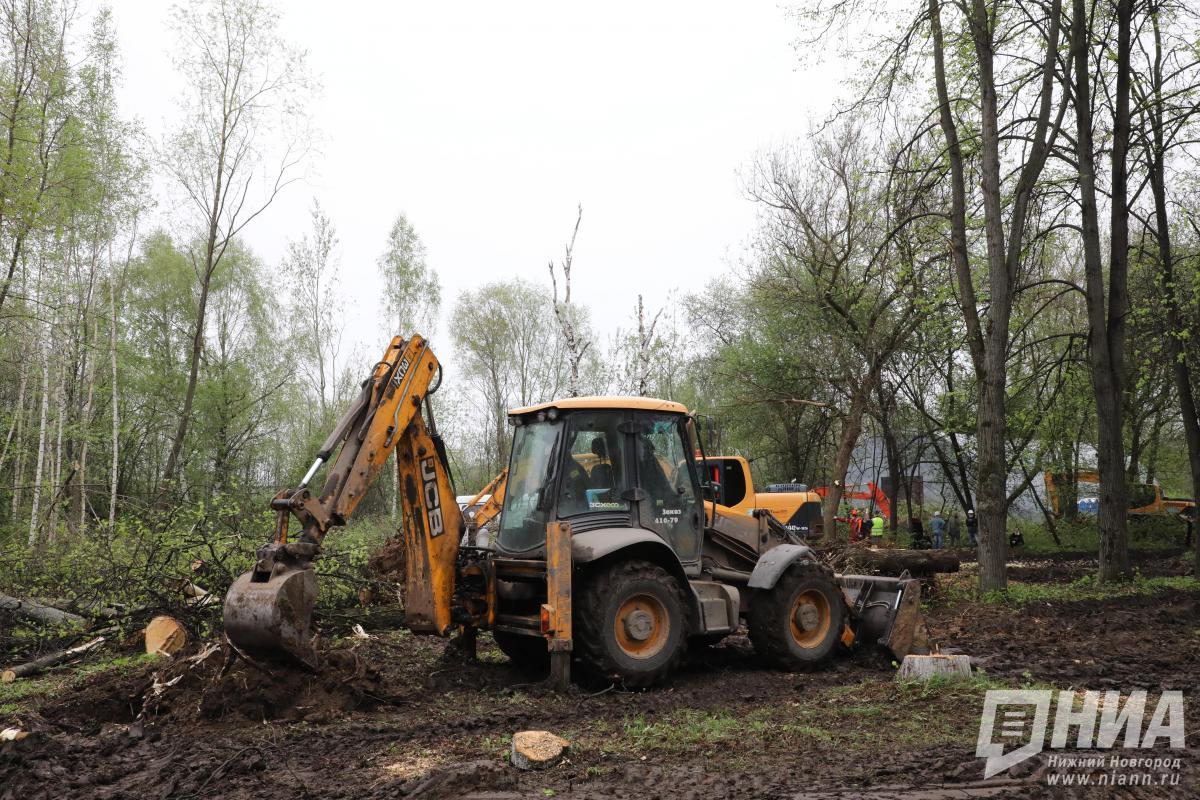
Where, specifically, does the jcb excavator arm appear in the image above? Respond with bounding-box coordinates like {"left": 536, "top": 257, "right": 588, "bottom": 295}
{"left": 224, "top": 334, "right": 465, "bottom": 662}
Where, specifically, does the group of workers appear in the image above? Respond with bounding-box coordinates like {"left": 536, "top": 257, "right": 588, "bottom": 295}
{"left": 841, "top": 508, "right": 885, "bottom": 544}
{"left": 840, "top": 507, "right": 980, "bottom": 548}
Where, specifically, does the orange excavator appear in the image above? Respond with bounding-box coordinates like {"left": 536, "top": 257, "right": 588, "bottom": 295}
{"left": 814, "top": 482, "right": 892, "bottom": 522}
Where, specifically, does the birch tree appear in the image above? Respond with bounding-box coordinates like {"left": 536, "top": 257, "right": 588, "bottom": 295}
{"left": 157, "top": 0, "right": 311, "bottom": 496}
{"left": 378, "top": 212, "right": 440, "bottom": 336}
{"left": 282, "top": 201, "right": 342, "bottom": 417}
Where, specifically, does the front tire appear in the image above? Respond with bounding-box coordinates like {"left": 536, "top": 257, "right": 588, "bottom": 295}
{"left": 748, "top": 561, "right": 846, "bottom": 670}
{"left": 575, "top": 560, "right": 687, "bottom": 688}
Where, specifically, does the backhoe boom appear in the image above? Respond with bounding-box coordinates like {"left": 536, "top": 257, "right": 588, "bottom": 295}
{"left": 224, "top": 334, "right": 465, "bottom": 661}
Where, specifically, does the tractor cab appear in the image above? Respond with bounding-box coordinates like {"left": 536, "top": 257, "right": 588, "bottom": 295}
{"left": 496, "top": 397, "right": 703, "bottom": 566}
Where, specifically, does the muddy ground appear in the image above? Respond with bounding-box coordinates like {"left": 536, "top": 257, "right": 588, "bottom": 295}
{"left": 2, "top": 550, "right": 1198, "bottom": 799}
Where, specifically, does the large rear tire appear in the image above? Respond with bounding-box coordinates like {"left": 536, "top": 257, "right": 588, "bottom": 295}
{"left": 575, "top": 560, "right": 687, "bottom": 688}
{"left": 748, "top": 561, "right": 846, "bottom": 670}
{"left": 492, "top": 631, "right": 549, "bottom": 671}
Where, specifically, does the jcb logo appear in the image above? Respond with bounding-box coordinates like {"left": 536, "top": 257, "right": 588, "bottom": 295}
{"left": 390, "top": 356, "right": 411, "bottom": 388}
{"left": 421, "top": 458, "right": 444, "bottom": 537}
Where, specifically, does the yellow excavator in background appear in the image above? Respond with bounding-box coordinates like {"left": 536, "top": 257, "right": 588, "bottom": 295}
{"left": 224, "top": 334, "right": 929, "bottom": 688}
{"left": 461, "top": 469, "right": 507, "bottom": 545}
{"left": 1043, "top": 470, "right": 1196, "bottom": 521}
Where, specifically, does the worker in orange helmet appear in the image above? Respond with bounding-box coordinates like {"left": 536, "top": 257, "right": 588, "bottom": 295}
{"left": 848, "top": 508, "right": 864, "bottom": 543}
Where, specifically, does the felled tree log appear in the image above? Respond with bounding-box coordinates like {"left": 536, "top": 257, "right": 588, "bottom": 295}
{"left": 35, "top": 598, "right": 129, "bottom": 620}
{"left": 837, "top": 548, "right": 960, "bottom": 577}
{"left": 1, "top": 637, "right": 106, "bottom": 682}
{"left": 0, "top": 593, "right": 87, "bottom": 628}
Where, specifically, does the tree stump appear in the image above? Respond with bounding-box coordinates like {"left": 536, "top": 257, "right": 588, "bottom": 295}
{"left": 511, "top": 731, "right": 569, "bottom": 770}
{"left": 895, "top": 653, "right": 972, "bottom": 681}
{"left": 144, "top": 616, "right": 188, "bottom": 656}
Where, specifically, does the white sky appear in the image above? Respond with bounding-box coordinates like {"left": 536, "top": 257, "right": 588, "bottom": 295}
{"left": 110, "top": 1, "right": 848, "bottom": 363}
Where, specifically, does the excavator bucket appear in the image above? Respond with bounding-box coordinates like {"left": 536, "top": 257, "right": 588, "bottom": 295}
{"left": 223, "top": 543, "right": 318, "bottom": 667}
{"left": 836, "top": 574, "right": 930, "bottom": 661}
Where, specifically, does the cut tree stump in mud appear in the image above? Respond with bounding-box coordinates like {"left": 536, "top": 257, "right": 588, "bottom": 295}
{"left": 144, "top": 616, "right": 188, "bottom": 656}
{"left": 511, "top": 731, "right": 569, "bottom": 770}
{"left": 896, "top": 653, "right": 972, "bottom": 681}
{"left": 1, "top": 636, "right": 107, "bottom": 682}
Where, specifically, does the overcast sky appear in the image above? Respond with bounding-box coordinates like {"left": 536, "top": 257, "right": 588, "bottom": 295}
{"left": 110, "top": 1, "right": 849, "bottom": 364}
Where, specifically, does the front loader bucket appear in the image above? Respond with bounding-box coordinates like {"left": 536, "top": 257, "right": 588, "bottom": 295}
{"left": 836, "top": 574, "right": 930, "bottom": 661}
{"left": 223, "top": 549, "right": 318, "bottom": 667}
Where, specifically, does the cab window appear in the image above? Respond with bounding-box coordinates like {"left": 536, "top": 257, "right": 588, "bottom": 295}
{"left": 557, "top": 413, "right": 629, "bottom": 517}
{"left": 497, "top": 420, "right": 562, "bottom": 553}
{"left": 634, "top": 415, "right": 701, "bottom": 561}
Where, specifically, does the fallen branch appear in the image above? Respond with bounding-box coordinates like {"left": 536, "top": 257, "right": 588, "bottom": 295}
{"left": 0, "top": 593, "right": 87, "bottom": 628}
{"left": 1, "top": 636, "right": 107, "bottom": 682}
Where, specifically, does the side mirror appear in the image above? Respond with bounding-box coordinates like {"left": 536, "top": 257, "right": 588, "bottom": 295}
{"left": 701, "top": 481, "right": 719, "bottom": 502}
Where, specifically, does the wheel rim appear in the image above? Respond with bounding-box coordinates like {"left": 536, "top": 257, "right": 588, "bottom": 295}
{"left": 613, "top": 592, "right": 670, "bottom": 659}
{"left": 788, "top": 589, "right": 831, "bottom": 649}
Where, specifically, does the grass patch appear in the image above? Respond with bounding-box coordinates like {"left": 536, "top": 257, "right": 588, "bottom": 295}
{"left": 577, "top": 675, "right": 1049, "bottom": 762}
{"left": 624, "top": 708, "right": 743, "bottom": 753}
{"left": 1011, "top": 516, "right": 1189, "bottom": 554}
{"left": 982, "top": 574, "right": 1199, "bottom": 606}
{"left": 0, "top": 650, "right": 159, "bottom": 716}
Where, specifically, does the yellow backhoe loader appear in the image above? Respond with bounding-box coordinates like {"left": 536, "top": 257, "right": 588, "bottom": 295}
{"left": 224, "top": 334, "right": 929, "bottom": 688}
{"left": 1043, "top": 470, "right": 1196, "bottom": 520}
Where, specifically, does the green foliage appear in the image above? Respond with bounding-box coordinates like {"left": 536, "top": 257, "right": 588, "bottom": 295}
{"left": 981, "top": 574, "right": 1198, "bottom": 606}
{"left": 0, "top": 494, "right": 392, "bottom": 623}
{"left": 379, "top": 212, "right": 441, "bottom": 335}
{"left": 624, "top": 709, "right": 744, "bottom": 752}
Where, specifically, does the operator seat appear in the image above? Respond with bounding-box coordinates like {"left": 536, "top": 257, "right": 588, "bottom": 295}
{"left": 588, "top": 436, "right": 615, "bottom": 499}
{"left": 560, "top": 452, "right": 592, "bottom": 516}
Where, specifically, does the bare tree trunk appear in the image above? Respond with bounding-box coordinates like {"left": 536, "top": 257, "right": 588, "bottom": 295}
{"left": 822, "top": 365, "right": 881, "bottom": 540}
{"left": 634, "top": 294, "right": 661, "bottom": 395}
{"left": 108, "top": 256, "right": 121, "bottom": 527}
{"left": 28, "top": 342, "right": 50, "bottom": 547}
{"left": 929, "top": 0, "right": 996, "bottom": 587}
{"left": 107, "top": 232, "right": 135, "bottom": 528}
{"left": 12, "top": 363, "right": 28, "bottom": 518}
{"left": 49, "top": 354, "right": 66, "bottom": 541}
{"left": 0, "top": 352, "right": 28, "bottom": 475}
{"left": 1073, "top": 0, "right": 1131, "bottom": 581}
{"left": 548, "top": 206, "right": 589, "bottom": 396}
{"left": 1144, "top": 9, "right": 1200, "bottom": 567}
{"left": 160, "top": 231, "right": 218, "bottom": 497}
{"left": 875, "top": 385, "right": 903, "bottom": 532}
{"left": 79, "top": 318, "right": 98, "bottom": 531}
{"left": 929, "top": 0, "right": 1062, "bottom": 590}
{"left": 76, "top": 240, "right": 101, "bottom": 531}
